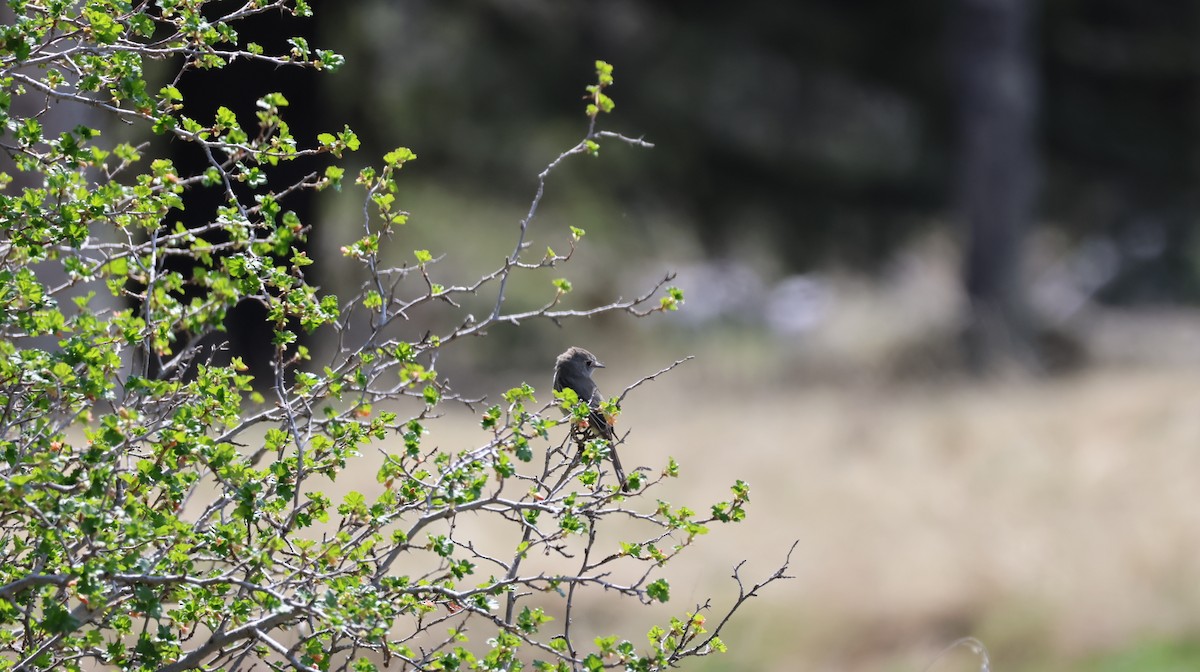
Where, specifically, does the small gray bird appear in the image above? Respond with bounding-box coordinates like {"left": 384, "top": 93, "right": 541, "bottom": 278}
{"left": 553, "top": 346, "right": 629, "bottom": 491}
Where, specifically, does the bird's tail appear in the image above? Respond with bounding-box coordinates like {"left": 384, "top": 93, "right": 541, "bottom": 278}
{"left": 609, "top": 444, "right": 629, "bottom": 492}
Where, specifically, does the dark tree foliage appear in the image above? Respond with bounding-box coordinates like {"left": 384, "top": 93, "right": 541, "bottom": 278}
{"left": 324, "top": 0, "right": 1200, "bottom": 300}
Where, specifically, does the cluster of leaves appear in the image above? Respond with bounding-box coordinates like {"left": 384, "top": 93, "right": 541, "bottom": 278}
{"left": 0, "top": 3, "right": 789, "bottom": 671}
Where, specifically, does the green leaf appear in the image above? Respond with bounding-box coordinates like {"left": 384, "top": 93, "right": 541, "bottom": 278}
{"left": 324, "top": 165, "right": 345, "bottom": 189}
{"left": 595, "top": 60, "right": 614, "bottom": 84}
{"left": 85, "top": 7, "right": 122, "bottom": 44}
{"left": 647, "top": 578, "right": 670, "bottom": 603}
{"left": 339, "top": 126, "right": 360, "bottom": 151}
{"left": 660, "top": 286, "right": 684, "bottom": 311}
{"left": 43, "top": 602, "right": 80, "bottom": 634}
{"left": 384, "top": 147, "right": 416, "bottom": 166}
{"left": 215, "top": 106, "right": 238, "bottom": 127}
{"left": 514, "top": 436, "right": 532, "bottom": 462}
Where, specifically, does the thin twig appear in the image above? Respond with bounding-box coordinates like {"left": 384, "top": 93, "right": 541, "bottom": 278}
{"left": 617, "top": 355, "right": 695, "bottom": 405}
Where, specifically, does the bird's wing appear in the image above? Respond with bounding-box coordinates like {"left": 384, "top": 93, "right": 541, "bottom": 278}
{"left": 587, "top": 387, "right": 615, "bottom": 440}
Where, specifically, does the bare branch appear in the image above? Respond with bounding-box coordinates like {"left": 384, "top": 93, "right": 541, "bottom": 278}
{"left": 676, "top": 540, "right": 799, "bottom": 661}
{"left": 617, "top": 355, "right": 696, "bottom": 405}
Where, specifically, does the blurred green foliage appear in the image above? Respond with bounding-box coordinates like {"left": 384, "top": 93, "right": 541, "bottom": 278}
{"left": 1055, "top": 638, "right": 1200, "bottom": 672}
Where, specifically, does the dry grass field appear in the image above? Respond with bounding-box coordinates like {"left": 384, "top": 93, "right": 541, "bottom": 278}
{"left": 397, "top": 352, "right": 1200, "bottom": 672}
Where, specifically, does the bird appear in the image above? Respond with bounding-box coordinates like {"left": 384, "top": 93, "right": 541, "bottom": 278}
{"left": 552, "top": 346, "right": 629, "bottom": 491}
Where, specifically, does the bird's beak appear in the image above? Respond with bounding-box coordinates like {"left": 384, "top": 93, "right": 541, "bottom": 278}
{"left": 594, "top": 361, "right": 606, "bottom": 368}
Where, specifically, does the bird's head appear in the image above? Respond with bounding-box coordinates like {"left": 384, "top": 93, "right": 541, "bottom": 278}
{"left": 556, "top": 346, "right": 605, "bottom": 374}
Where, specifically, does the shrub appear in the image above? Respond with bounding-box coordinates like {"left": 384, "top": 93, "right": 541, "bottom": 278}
{"left": 0, "top": 2, "right": 792, "bottom": 670}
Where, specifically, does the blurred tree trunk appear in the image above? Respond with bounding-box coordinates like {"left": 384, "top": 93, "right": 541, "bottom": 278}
{"left": 951, "top": 0, "right": 1039, "bottom": 373}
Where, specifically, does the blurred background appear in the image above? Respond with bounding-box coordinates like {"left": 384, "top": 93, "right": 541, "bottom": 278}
{"left": 167, "top": 0, "right": 1200, "bottom": 670}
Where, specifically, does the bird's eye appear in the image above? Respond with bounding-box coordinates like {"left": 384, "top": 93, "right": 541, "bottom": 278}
{"left": 585, "top": 360, "right": 593, "bottom": 367}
